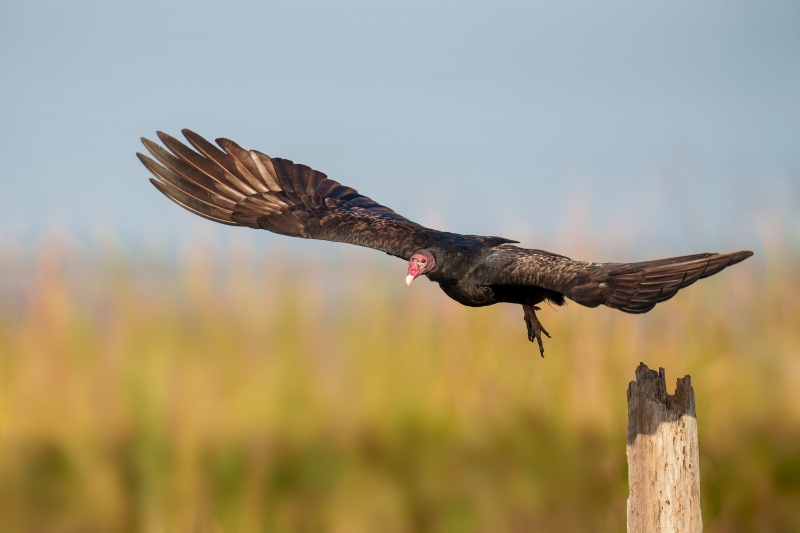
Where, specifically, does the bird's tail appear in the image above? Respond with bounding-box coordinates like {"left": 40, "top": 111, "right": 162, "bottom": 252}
{"left": 567, "top": 251, "right": 753, "bottom": 314}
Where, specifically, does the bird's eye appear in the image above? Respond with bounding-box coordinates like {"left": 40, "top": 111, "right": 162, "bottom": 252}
{"left": 419, "top": 260, "right": 426, "bottom": 267}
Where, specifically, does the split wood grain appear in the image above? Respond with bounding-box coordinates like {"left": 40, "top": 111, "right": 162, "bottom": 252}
{"left": 627, "top": 363, "right": 702, "bottom": 533}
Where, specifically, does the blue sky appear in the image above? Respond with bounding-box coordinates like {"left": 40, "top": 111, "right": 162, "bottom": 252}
{"left": 1, "top": 0, "right": 798, "bottom": 258}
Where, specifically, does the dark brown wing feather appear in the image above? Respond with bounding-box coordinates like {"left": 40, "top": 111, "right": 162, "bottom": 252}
{"left": 479, "top": 246, "right": 753, "bottom": 313}
{"left": 589, "top": 251, "right": 753, "bottom": 313}
{"left": 138, "top": 130, "right": 500, "bottom": 259}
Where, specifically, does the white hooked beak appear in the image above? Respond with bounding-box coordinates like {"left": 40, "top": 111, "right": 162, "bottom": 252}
{"left": 406, "top": 274, "right": 415, "bottom": 286}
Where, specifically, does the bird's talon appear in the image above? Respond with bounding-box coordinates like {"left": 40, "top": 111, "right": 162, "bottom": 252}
{"left": 523, "top": 304, "right": 550, "bottom": 357}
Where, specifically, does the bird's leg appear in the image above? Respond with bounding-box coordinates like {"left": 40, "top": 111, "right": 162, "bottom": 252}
{"left": 523, "top": 304, "right": 551, "bottom": 357}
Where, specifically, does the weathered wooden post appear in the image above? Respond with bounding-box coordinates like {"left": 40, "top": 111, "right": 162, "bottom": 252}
{"left": 626, "top": 363, "right": 702, "bottom": 533}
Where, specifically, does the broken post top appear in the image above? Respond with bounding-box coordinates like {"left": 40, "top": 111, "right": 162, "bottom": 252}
{"left": 626, "top": 362, "right": 696, "bottom": 444}
{"left": 626, "top": 362, "right": 703, "bottom": 532}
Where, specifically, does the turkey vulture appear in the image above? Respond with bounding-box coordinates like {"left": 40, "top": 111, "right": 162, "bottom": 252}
{"left": 137, "top": 130, "right": 753, "bottom": 356}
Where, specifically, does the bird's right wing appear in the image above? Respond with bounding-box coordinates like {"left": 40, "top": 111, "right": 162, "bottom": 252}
{"left": 137, "top": 130, "right": 445, "bottom": 259}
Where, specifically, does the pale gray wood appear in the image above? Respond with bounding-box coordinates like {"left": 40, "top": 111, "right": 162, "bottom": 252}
{"left": 627, "top": 363, "right": 702, "bottom": 533}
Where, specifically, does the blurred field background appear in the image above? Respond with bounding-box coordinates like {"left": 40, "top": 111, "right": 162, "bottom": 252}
{"left": 0, "top": 223, "right": 797, "bottom": 533}
{"left": 2, "top": 2, "right": 799, "bottom": 531}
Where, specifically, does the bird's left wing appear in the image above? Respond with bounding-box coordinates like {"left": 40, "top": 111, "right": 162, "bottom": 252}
{"left": 137, "top": 130, "right": 445, "bottom": 259}
{"left": 475, "top": 246, "right": 752, "bottom": 313}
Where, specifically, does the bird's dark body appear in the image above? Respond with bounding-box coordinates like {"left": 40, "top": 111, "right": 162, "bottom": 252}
{"left": 424, "top": 244, "right": 566, "bottom": 308}
{"left": 137, "top": 130, "right": 753, "bottom": 354}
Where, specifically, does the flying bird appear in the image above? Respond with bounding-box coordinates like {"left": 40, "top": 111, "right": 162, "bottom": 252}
{"left": 137, "top": 130, "right": 753, "bottom": 356}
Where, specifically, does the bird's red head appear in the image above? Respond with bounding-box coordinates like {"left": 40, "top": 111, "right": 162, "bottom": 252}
{"left": 406, "top": 249, "right": 436, "bottom": 285}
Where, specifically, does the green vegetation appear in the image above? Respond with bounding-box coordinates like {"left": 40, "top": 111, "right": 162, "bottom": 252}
{"left": 0, "top": 234, "right": 797, "bottom": 532}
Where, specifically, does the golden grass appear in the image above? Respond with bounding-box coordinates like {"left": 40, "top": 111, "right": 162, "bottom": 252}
{"left": 0, "top": 232, "right": 798, "bottom": 532}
